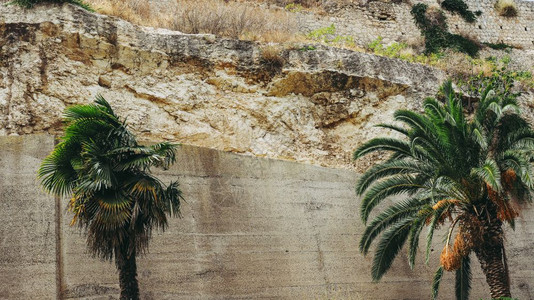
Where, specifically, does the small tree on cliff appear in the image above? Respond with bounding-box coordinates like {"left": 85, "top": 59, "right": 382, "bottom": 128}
{"left": 38, "top": 96, "right": 182, "bottom": 300}
{"left": 354, "top": 79, "right": 533, "bottom": 299}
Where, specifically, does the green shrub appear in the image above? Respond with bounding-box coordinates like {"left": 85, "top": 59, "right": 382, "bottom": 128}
{"left": 411, "top": 3, "right": 480, "bottom": 57}
{"left": 7, "top": 0, "right": 93, "bottom": 11}
{"left": 368, "top": 37, "right": 408, "bottom": 58}
{"left": 284, "top": 2, "right": 303, "bottom": 13}
{"left": 440, "top": 0, "right": 478, "bottom": 23}
{"left": 458, "top": 55, "right": 533, "bottom": 95}
{"left": 307, "top": 24, "right": 355, "bottom": 47}
{"left": 483, "top": 42, "right": 514, "bottom": 50}
{"left": 367, "top": 36, "right": 443, "bottom": 66}
{"left": 307, "top": 24, "right": 336, "bottom": 41}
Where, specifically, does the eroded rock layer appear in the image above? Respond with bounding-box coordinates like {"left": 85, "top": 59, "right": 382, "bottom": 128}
{"left": 0, "top": 3, "right": 445, "bottom": 169}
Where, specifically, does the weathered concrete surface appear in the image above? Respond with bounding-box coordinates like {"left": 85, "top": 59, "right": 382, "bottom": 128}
{"left": 0, "top": 135, "right": 57, "bottom": 299}
{"left": 1, "top": 134, "right": 533, "bottom": 299}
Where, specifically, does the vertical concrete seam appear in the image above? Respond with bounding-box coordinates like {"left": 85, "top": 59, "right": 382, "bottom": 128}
{"left": 55, "top": 194, "right": 64, "bottom": 300}
{"left": 53, "top": 136, "right": 65, "bottom": 300}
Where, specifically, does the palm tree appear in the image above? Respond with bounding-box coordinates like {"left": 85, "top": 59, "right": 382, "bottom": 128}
{"left": 38, "top": 96, "right": 183, "bottom": 300}
{"left": 354, "top": 80, "right": 533, "bottom": 299}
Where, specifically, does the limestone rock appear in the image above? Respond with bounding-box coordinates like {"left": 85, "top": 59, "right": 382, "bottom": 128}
{"left": 0, "top": 3, "right": 446, "bottom": 169}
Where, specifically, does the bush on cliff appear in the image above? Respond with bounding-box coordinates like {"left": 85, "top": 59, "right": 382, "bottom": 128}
{"left": 495, "top": 0, "right": 518, "bottom": 17}
{"left": 7, "top": 0, "right": 93, "bottom": 11}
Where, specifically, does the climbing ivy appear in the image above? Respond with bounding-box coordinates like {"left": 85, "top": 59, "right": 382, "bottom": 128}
{"left": 411, "top": 3, "right": 480, "bottom": 57}
{"left": 440, "top": 0, "right": 481, "bottom": 23}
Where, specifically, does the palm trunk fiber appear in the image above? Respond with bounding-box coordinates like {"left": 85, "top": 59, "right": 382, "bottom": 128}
{"left": 116, "top": 248, "right": 140, "bottom": 300}
{"left": 474, "top": 205, "right": 511, "bottom": 299}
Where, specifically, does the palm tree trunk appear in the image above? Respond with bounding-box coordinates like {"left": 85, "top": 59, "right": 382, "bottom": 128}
{"left": 116, "top": 247, "right": 140, "bottom": 300}
{"left": 473, "top": 204, "right": 511, "bottom": 299}
{"left": 474, "top": 244, "right": 511, "bottom": 298}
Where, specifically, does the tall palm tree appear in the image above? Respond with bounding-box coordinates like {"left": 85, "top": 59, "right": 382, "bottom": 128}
{"left": 354, "top": 80, "right": 533, "bottom": 299}
{"left": 38, "top": 96, "right": 183, "bottom": 300}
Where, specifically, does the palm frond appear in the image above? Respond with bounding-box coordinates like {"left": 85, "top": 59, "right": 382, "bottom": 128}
{"left": 455, "top": 255, "right": 471, "bottom": 300}
{"left": 38, "top": 142, "right": 78, "bottom": 196}
{"left": 354, "top": 138, "right": 413, "bottom": 160}
{"left": 164, "top": 181, "right": 183, "bottom": 217}
{"left": 432, "top": 266, "right": 444, "bottom": 300}
{"left": 501, "top": 103, "right": 520, "bottom": 116}
{"left": 360, "top": 175, "right": 425, "bottom": 223}
{"left": 471, "top": 159, "right": 502, "bottom": 192}
{"left": 356, "top": 159, "right": 429, "bottom": 195}
{"left": 423, "top": 97, "right": 446, "bottom": 122}
{"left": 371, "top": 217, "right": 413, "bottom": 281}
{"left": 471, "top": 127, "right": 488, "bottom": 151}
{"left": 430, "top": 176, "right": 471, "bottom": 204}
{"left": 408, "top": 215, "right": 427, "bottom": 269}
{"left": 375, "top": 123, "right": 410, "bottom": 136}
{"left": 109, "top": 143, "right": 178, "bottom": 171}
{"left": 360, "top": 197, "right": 429, "bottom": 255}
{"left": 394, "top": 110, "right": 436, "bottom": 137}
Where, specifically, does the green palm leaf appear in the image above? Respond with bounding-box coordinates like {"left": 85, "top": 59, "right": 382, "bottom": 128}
{"left": 371, "top": 217, "right": 413, "bottom": 281}
{"left": 471, "top": 159, "right": 502, "bottom": 192}
{"left": 360, "top": 175, "right": 425, "bottom": 223}
{"left": 354, "top": 138, "right": 413, "bottom": 160}
{"left": 360, "top": 197, "right": 429, "bottom": 254}
{"left": 356, "top": 159, "right": 429, "bottom": 195}
{"left": 375, "top": 123, "right": 410, "bottom": 136}
{"left": 432, "top": 266, "right": 444, "bottom": 300}
{"left": 455, "top": 256, "right": 471, "bottom": 300}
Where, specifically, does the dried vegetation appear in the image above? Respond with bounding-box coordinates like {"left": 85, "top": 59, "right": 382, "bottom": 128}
{"left": 85, "top": 0, "right": 297, "bottom": 42}
{"left": 495, "top": 0, "right": 518, "bottom": 17}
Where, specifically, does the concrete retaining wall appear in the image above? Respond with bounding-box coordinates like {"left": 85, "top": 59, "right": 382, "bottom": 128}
{"left": 1, "top": 134, "right": 533, "bottom": 299}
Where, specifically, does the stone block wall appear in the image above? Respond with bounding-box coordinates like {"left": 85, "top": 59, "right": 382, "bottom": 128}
{"left": 297, "top": 0, "right": 534, "bottom": 49}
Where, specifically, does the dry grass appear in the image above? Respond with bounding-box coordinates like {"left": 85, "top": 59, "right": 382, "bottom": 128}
{"left": 85, "top": 0, "right": 297, "bottom": 42}
{"left": 495, "top": 0, "right": 518, "bottom": 17}
{"left": 255, "top": 0, "right": 341, "bottom": 8}
{"left": 260, "top": 45, "right": 285, "bottom": 65}
{"left": 437, "top": 50, "right": 494, "bottom": 78}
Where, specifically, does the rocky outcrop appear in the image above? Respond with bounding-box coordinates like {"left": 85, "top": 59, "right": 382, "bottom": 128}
{"left": 0, "top": 3, "right": 445, "bottom": 169}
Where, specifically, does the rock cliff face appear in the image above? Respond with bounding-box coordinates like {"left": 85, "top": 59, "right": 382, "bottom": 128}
{"left": 0, "top": 3, "right": 445, "bottom": 169}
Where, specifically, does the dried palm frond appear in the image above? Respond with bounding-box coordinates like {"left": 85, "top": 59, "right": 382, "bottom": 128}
{"left": 502, "top": 169, "right": 517, "bottom": 191}
{"left": 496, "top": 198, "right": 519, "bottom": 221}
{"left": 487, "top": 184, "right": 499, "bottom": 202}
{"left": 452, "top": 231, "right": 471, "bottom": 257}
